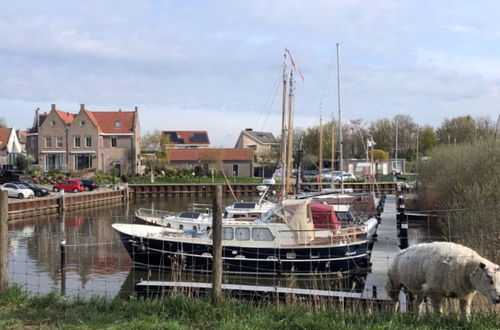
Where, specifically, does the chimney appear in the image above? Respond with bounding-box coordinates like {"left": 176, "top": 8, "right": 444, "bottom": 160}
{"left": 36, "top": 108, "right": 40, "bottom": 127}
{"left": 245, "top": 128, "right": 253, "bottom": 131}
{"left": 118, "top": 109, "right": 122, "bottom": 112}
{"left": 134, "top": 106, "right": 138, "bottom": 112}
{"left": 80, "top": 104, "right": 85, "bottom": 111}
{"left": 51, "top": 104, "right": 56, "bottom": 111}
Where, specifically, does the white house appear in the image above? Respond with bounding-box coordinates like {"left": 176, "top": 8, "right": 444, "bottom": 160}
{"left": 0, "top": 127, "right": 23, "bottom": 169}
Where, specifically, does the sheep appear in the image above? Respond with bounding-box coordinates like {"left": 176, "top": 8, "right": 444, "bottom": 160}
{"left": 386, "top": 241, "right": 500, "bottom": 317}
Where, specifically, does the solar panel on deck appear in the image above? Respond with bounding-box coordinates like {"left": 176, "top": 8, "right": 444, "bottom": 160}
{"left": 233, "top": 202, "right": 256, "bottom": 209}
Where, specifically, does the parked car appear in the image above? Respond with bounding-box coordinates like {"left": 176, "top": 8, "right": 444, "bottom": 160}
{"left": 13, "top": 182, "right": 50, "bottom": 197}
{"left": 0, "top": 170, "right": 32, "bottom": 184}
{"left": 0, "top": 183, "right": 35, "bottom": 199}
{"left": 53, "top": 179, "right": 85, "bottom": 193}
{"left": 79, "top": 178, "right": 97, "bottom": 191}
{"left": 302, "top": 170, "right": 319, "bottom": 181}
{"left": 330, "top": 171, "right": 356, "bottom": 182}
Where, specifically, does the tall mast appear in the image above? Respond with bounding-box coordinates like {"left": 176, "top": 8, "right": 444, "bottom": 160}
{"left": 330, "top": 113, "right": 335, "bottom": 190}
{"left": 395, "top": 118, "right": 399, "bottom": 180}
{"left": 286, "top": 70, "right": 295, "bottom": 194}
{"left": 336, "top": 43, "right": 344, "bottom": 193}
{"left": 280, "top": 51, "right": 288, "bottom": 197}
{"left": 318, "top": 114, "right": 323, "bottom": 191}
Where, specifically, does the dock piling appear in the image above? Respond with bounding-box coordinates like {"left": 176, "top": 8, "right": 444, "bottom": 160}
{"left": 211, "top": 185, "right": 223, "bottom": 306}
{"left": 0, "top": 191, "right": 8, "bottom": 293}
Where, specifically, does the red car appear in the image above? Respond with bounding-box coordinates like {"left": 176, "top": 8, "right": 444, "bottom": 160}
{"left": 53, "top": 179, "right": 85, "bottom": 193}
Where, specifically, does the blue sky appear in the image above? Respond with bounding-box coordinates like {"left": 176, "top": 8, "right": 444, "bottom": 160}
{"left": 1, "top": 0, "right": 499, "bottom": 146}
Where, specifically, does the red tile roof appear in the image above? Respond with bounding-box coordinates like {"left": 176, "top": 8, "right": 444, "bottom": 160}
{"left": 0, "top": 128, "right": 11, "bottom": 150}
{"left": 169, "top": 148, "right": 253, "bottom": 162}
{"left": 85, "top": 110, "right": 135, "bottom": 133}
{"left": 55, "top": 110, "right": 76, "bottom": 125}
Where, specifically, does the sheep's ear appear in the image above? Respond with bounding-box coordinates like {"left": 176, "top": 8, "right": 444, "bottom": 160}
{"left": 479, "top": 262, "right": 486, "bottom": 269}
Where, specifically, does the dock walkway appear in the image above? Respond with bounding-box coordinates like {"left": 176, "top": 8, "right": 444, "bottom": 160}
{"left": 362, "top": 194, "right": 400, "bottom": 300}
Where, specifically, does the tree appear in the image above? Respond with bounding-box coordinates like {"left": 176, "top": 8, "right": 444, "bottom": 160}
{"left": 15, "top": 154, "right": 34, "bottom": 172}
{"left": 419, "top": 126, "right": 436, "bottom": 155}
{"left": 141, "top": 129, "right": 164, "bottom": 152}
{"left": 436, "top": 116, "right": 475, "bottom": 145}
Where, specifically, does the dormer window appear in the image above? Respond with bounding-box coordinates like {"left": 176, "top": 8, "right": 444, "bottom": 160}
{"left": 80, "top": 120, "right": 86, "bottom": 126}
{"left": 115, "top": 121, "right": 121, "bottom": 128}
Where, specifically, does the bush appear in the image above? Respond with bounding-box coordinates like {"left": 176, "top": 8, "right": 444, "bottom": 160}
{"left": 416, "top": 138, "right": 500, "bottom": 263}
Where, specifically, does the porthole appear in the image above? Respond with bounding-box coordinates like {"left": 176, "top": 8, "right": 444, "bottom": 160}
{"left": 80, "top": 120, "right": 86, "bottom": 126}
{"left": 50, "top": 120, "right": 56, "bottom": 126}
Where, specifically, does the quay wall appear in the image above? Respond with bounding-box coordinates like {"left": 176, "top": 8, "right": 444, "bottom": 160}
{"left": 6, "top": 182, "right": 399, "bottom": 219}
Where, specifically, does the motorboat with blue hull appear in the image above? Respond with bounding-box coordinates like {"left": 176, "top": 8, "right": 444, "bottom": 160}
{"left": 114, "top": 199, "right": 370, "bottom": 276}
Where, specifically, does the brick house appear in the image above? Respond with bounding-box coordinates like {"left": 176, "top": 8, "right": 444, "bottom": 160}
{"left": 162, "top": 131, "right": 210, "bottom": 148}
{"left": 0, "top": 127, "right": 23, "bottom": 169}
{"left": 235, "top": 128, "right": 279, "bottom": 177}
{"left": 168, "top": 148, "right": 253, "bottom": 177}
{"left": 27, "top": 104, "right": 141, "bottom": 175}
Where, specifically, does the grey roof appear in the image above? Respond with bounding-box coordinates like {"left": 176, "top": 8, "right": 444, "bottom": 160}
{"left": 243, "top": 130, "right": 278, "bottom": 144}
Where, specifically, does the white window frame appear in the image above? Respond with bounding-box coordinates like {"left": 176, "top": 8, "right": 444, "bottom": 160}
{"left": 74, "top": 136, "right": 81, "bottom": 148}
{"left": 85, "top": 136, "right": 92, "bottom": 148}
{"left": 45, "top": 136, "right": 52, "bottom": 148}
{"left": 56, "top": 136, "right": 63, "bottom": 149}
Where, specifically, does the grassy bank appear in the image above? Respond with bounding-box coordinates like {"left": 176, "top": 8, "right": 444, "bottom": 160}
{"left": 1, "top": 287, "right": 498, "bottom": 329}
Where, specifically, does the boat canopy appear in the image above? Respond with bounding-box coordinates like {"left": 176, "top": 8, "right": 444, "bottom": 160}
{"left": 309, "top": 202, "right": 340, "bottom": 229}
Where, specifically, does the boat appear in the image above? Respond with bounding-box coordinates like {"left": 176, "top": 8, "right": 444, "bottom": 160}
{"left": 133, "top": 186, "right": 277, "bottom": 230}
{"left": 113, "top": 199, "right": 370, "bottom": 276}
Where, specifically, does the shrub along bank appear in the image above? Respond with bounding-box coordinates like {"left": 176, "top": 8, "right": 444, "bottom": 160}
{"left": 416, "top": 138, "right": 500, "bottom": 263}
{"left": 0, "top": 287, "right": 498, "bottom": 329}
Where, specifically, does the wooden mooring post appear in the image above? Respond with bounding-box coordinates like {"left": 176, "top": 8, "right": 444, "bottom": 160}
{"left": 0, "top": 191, "right": 8, "bottom": 293}
{"left": 211, "top": 185, "right": 223, "bottom": 306}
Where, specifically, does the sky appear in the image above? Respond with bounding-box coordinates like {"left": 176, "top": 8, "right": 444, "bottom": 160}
{"left": 1, "top": 0, "right": 500, "bottom": 146}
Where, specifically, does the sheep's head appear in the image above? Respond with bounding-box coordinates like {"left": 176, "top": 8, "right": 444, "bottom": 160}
{"left": 470, "top": 261, "right": 500, "bottom": 304}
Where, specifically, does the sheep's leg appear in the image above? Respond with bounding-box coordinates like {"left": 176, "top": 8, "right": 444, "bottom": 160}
{"left": 429, "top": 295, "right": 443, "bottom": 314}
{"left": 413, "top": 295, "right": 424, "bottom": 315}
{"left": 459, "top": 294, "right": 474, "bottom": 320}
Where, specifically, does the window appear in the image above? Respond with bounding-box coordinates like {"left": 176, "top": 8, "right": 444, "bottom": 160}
{"left": 85, "top": 136, "right": 92, "bottom": 148}
{"left": 74, "top": 136, "right": 81, "bottom": 148}
{"left": 252, "top": 228, "right": 274, "bottom": 241}
{"left": 50, "top": 120, "right": 56, "bottom": 126}
{"left": 56, "top": 136, "right": 63, "bottom": 148}
{"left": 111, "top": 137, "right": 117, "bottom": 148}
{"left": 115, "top": 121, "right": 121, "bottom": 128}
{"left": 232, "top": 164, "right": 239, "bottom": 177}
{"left": 235, "top": 227, "right": 250, "bottom": 241}
{"left": 222, "top": 228, "right": 234, "bottom": 240}
{"left": 187, "top": 163, "right": 194, "bottom": 169}
{"left": 45, "top": 136, "right": 52, "bottom": 148}
{"left": 80, "top": 120, "right": 86, "bottom": 126}
{"left": 76, "top": 154, "right": 92, "bottom": 171}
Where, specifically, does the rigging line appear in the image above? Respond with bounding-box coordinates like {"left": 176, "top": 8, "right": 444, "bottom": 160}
{"left": 254, "top": 70, "right": 282, "bottom": 130}
{"left": 317, "top": 49, "right": 337, "bottom": 115}
{"left": 261, "top": 73, "right": 281, "bottom": 131}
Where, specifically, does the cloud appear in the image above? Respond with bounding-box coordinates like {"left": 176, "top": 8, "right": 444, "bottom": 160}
{"left": 1, "top": 0, "right": 500, "bottom": 145}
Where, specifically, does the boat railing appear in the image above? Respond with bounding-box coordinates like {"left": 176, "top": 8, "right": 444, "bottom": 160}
{"left": 135, "top": 208, "right": 177, "bottom": 219}
{"left": 278, "top": 225, "right": 367, "bottom": 247}
{"left": 187, "top": 203, "right": 212, "bottom": 215}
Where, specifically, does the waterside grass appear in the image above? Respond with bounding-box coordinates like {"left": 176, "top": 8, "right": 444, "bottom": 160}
{"left": 1, "top": 287, "right": 498, "bottom": 329}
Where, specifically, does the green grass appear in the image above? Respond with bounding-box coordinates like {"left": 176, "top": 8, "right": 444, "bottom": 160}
{"left": 1, "top": 287, "right": 498, "bottom": 329}
{"left": 128, "top": 177, "right": 262, "bottom": 184}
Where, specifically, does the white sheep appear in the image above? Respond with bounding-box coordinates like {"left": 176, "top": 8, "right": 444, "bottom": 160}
{"left": 386, "top": 241, "right": 500, "bottom": 317}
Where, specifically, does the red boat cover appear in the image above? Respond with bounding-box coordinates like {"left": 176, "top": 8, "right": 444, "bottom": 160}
{"left": 310, "top": 202, "right": 340, "bottom": 229}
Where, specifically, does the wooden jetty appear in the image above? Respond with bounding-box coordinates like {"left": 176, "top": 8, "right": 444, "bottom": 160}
{"left": 362, "top": 194, "right": 401, "bottom": 301}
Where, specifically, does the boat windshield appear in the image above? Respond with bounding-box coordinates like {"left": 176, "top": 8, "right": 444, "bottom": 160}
{"left": 255, "top": 208, "right": 275, "bottom": 223}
